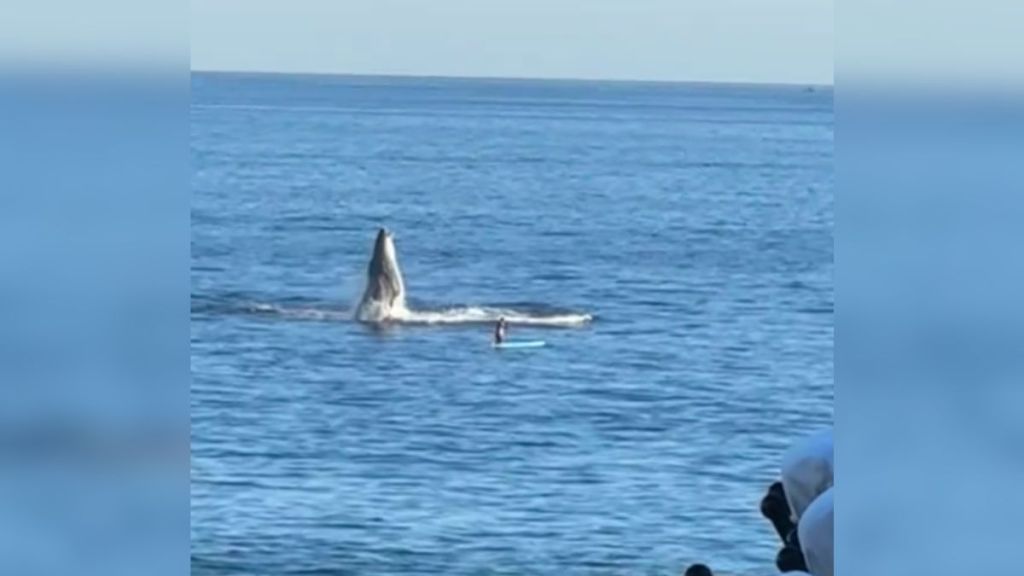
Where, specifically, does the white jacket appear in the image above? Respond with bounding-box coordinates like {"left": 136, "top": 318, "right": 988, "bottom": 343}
{"left": 798, "top": 486, "right": 834, "bottom": 576}
{"left": 781, "top": 428, "right": 834, "bottom": 522}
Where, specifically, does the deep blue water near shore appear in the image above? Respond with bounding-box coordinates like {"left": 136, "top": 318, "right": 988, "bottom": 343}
{"left": 191, "top": 72, "right": 833, "bottom": 575}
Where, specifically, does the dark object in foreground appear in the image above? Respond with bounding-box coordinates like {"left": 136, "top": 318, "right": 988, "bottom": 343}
{"left": 776, "top": 539, "right": 808, "bottom": 573}
{"left": 761, "top": 481, "right": 795, "bottom": 542}
{"left": 684, "top": 478, "right": 811, "bottom": 575}
{"left": 684, "top": 564, "right": 713, "bottom": 576}
{"left": 763, "top": 481, "right": 808, "bottom": 573}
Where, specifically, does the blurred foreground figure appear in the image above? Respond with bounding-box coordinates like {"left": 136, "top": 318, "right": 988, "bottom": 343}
{"left": 685, "top": 428, "right": 833, "bottom": 576}
{"left": 763, "top": 428, "right": 833, "bottom": 574}
{"left": 798, "top": 487, "right": 833, "bottom": 576}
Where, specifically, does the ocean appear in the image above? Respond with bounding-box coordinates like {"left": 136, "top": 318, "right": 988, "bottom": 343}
{"left": 191, "top": 72, "right": 833, "bottom": 575}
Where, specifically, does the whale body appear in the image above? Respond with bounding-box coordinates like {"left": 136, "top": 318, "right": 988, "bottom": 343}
{"left": 354, "top": 227, "right": 407, "bottom": 322}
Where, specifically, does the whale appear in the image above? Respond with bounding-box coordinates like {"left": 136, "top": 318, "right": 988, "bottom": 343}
{"left": 354, "top": 227, "right": 407, "bottom": 322}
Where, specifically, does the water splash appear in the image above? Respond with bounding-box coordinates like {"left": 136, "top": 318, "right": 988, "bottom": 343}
{"left": 390, "top": 305, "right": 592, "bottom": 327}
{"left": 194, "top": 293, "right": 591, "bottom": 327}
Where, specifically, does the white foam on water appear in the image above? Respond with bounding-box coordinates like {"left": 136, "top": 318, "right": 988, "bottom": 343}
{"left": 391, "top": 305, "right": 591, "bottom": 327}
{"left": 237, "top": 300, "right": 590, "bottom": 327}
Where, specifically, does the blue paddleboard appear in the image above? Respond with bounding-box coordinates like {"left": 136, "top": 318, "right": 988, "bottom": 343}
{"left": 493, "top": 340, "right": 546, "bottom": 349}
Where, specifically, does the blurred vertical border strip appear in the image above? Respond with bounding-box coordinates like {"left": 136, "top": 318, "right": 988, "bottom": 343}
{"left": 0, "top": 0, "right": 189, "bottom": 574}
{"left": 838, "top": 0, "right": 1024, "bottom": 574}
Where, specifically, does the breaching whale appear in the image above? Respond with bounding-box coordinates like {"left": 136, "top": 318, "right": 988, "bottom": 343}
{"left": 355, "top": 227, "right": 407, "bottom": 322}
{"left": 352, "top": 227, "right": 592, "bottom": 326}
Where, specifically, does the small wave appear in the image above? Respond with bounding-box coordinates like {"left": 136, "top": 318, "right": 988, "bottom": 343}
{"left": 192, "top": 293, "right": 349, "bottom": 322}
{"left": 244, "top": 302, "right": 349, "bottom": 322}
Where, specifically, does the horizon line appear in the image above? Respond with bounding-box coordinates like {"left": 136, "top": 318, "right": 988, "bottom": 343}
{"left": 190, "top": 68, "right": 835, "bottom": 90}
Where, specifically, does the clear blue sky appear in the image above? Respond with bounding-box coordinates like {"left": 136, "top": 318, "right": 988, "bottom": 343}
{"left": 191, "top": 0, "right": 833, "bottom": 85}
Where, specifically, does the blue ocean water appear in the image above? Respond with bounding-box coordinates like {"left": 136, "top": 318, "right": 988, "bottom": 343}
{"left": 191, "top": 72, "right": 833, "bottom": 575}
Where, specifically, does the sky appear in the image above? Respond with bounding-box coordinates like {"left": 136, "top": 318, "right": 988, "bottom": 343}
{"left": 191, "top": 0, "right": 834, "bottom": 85}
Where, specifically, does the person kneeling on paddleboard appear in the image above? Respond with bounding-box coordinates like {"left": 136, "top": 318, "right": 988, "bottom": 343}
{"left": 494, "top": 317, "right": 507, "bottom": 344}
